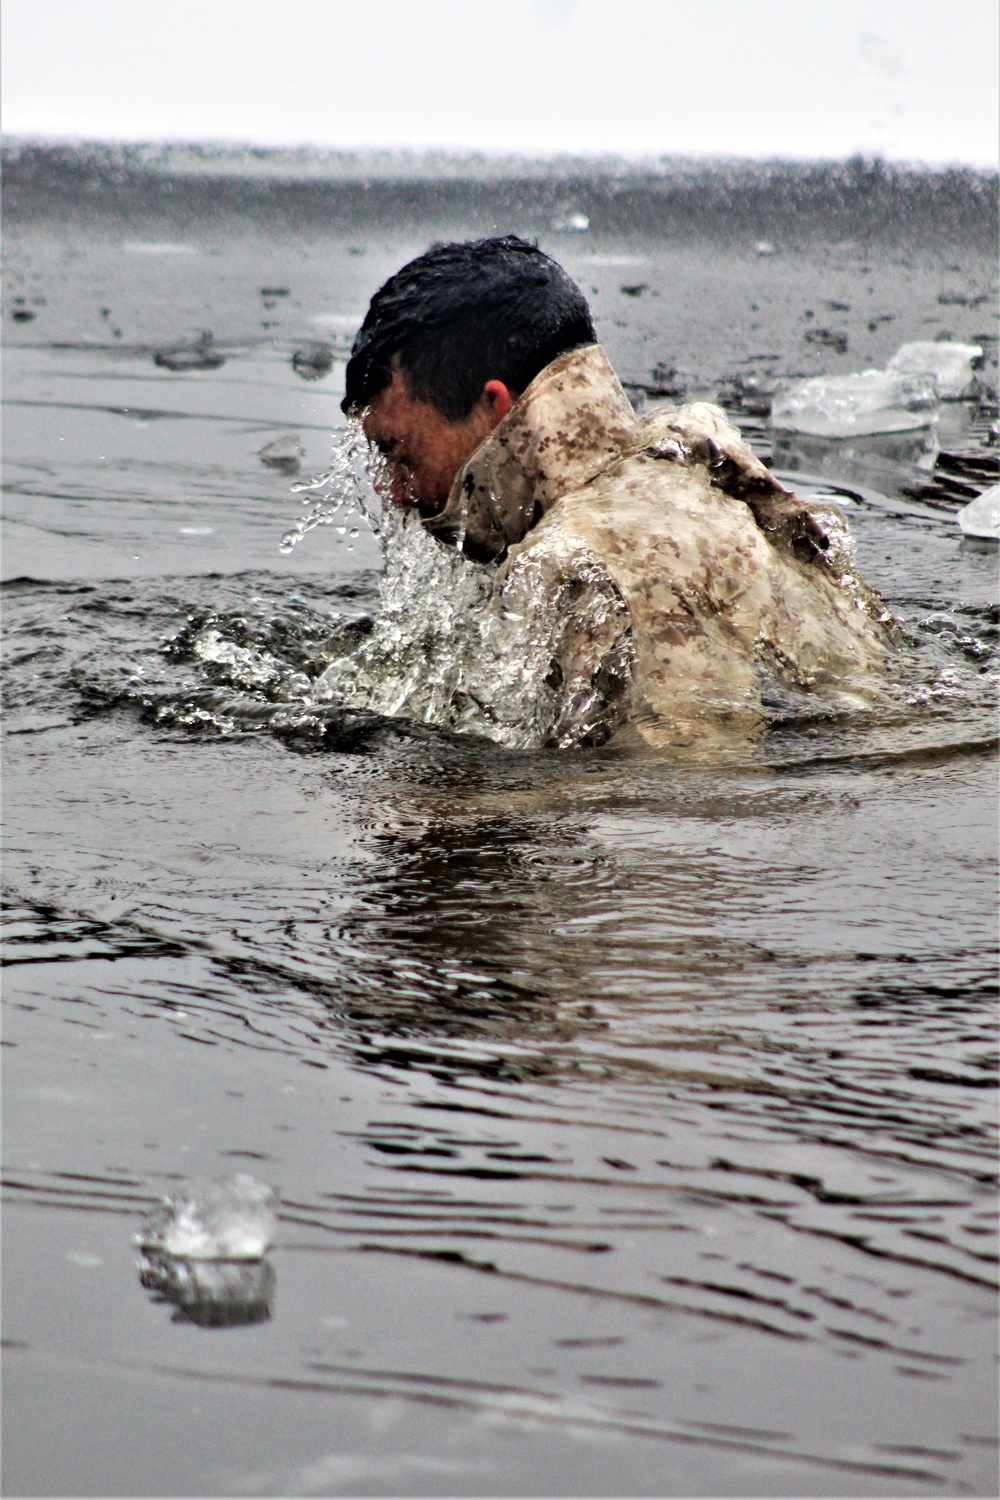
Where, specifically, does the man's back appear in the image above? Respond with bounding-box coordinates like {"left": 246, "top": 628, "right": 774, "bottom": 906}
{"left": 442, "top": 345, "right": 894, "bottom": 747}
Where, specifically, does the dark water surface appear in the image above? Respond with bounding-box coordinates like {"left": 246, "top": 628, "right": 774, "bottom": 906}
{"left": 2, "top": 147, "right": 999, "bottom": 1497}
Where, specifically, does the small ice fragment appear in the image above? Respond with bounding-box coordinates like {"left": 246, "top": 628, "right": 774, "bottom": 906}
{"left": 154, "top": 332, "right": 225, "bottom": 372}
{"left": 135, "top": 1173, "right": 278, "bottom": 1260}
{"left": 804, "top": 327, "right": 849, "bottom": 354}
{"left": 886, "top": 341, "right": 983, "bottom": 400}
{"left": 292, "top": 342, "right": 335, "bottom": 381}
{"left": 956, "top": 485, "right": 999, "bottom": 541}
{"left": 552, "top": 208, "right": 589, "bottom": 233}
{"left": 755, "top": 240, "right": 777, "bottom": 256}
{"left": 259, "top": 434, "right": 303, "bottom": 474}
{"left": 178, "top": 525, "right": 215, "bottom": 536}
{"left": 770, "top": 369, "right": 938, "bottom": 437}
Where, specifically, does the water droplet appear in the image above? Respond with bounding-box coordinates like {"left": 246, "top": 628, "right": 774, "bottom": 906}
{"left": 279, "top": 417, "right": 382, "bottom": 554}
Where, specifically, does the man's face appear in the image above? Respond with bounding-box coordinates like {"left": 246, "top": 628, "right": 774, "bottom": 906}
{"left": 361, "top": 364, "right": 510, "bottom": 517}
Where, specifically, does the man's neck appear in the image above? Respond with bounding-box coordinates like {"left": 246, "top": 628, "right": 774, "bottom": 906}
{"left": 424, "top": 345, "right": 639, "bottom": 562}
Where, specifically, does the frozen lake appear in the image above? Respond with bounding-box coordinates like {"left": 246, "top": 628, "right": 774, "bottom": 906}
{"left": 2, "top": 146, "right": 998, "bottom": 1496}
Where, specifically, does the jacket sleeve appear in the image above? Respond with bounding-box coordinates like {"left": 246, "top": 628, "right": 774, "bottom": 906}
{"left": 493, "top": 524, "right": 635, "bottom": 748}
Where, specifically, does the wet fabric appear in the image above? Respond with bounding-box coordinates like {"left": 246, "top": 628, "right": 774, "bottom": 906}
{"left": 427, "top": 345, "right": 897, "bottom": 746}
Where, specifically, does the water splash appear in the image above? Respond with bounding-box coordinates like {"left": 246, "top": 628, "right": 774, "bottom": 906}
{"left": 279, "top": 418, "right": 383, "bottom": 554}
{"left": 312, "top": 505, "right": 625, "bottom": 749}
{"left": 313, "top": 504, "right": 500, "bottom": 725}
{"left": 276, "top": 421, "right": 631, "bottom": 748}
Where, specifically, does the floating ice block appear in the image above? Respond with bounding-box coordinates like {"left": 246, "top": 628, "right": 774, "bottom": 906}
{"left": 886, "top": 342, "right": 983, "bottom": 400}
{"left": 259, "top": 434, "right": 303, "bottom": 474}
{"left": 135, "top": 1173, "right": 278, "bottom": 1260}
{"left": 956, "top": 485, "right": 999, "bottom": 541}
{"left": 769, "top": 369, "right": 938, "bottom": 437}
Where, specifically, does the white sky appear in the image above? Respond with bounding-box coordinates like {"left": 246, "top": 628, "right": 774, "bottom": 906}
{"left": 2, "top": 0, "right": 997, "bottom": 166}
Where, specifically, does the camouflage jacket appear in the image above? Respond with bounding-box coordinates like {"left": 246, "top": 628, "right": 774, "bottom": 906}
{"left": 424, "top": 344, "right": 894, "bottom": 748}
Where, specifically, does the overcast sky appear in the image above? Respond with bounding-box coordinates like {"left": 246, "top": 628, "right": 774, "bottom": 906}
{"left": 2, "top": 0, "right": 997, "bottom": 166}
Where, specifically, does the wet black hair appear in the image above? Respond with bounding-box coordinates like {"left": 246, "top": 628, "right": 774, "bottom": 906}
{"left": 341, "top": 235, "right": 597, "bottom": 420}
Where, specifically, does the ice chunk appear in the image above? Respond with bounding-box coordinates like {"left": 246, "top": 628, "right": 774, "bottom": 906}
{"left": 886, "top": 341, "right": 982, "bottom": 400}
{"left": 259, "top": 434, "right": 303, "bottom": 474}
{"left": 292, "top": 342, "right": 334, "bottom": 381}
{"left": 135, "top": 1172, "right": 277, "bottom": 1260}
{"left": 770, "top": 369, "right": 938, "bottom": 437}
{"left": 956, "top": 485, "right": 999, "bottom": 541}
{"left": 153, "top": 332, "right": 225, "bottom": 372}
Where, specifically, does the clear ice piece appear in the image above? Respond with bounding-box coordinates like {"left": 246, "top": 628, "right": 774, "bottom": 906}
{"left": 886, "top": 341, "right": 983, "bottom": 400}
{"left": 291, "top": 342, "right": 334, "bottom": 380}
{"left": 135, "top": 1173, "right": 278, "bottom": 1260}
{"left": 956, "top": 485, "right": 999, "bottom": 541}
{"left": 259, "top": 434, "right": 303, "bottom": 474}
{"left": 153, "top": 331, "right": 225, "bottom": 372}
{"left": 770, "top": 369, "right": 938, "bottom": 437}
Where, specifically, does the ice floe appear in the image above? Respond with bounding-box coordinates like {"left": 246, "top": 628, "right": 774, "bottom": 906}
{"left": 770, "top": 341, "right": 985, "bottom": 438}
{"left": 956, "top": 484, "right": 999, "bottom": 541}
{"left": 886, "top": 341, "right": 983, "bottom": 400}
{"left": 770, "top": 369, "right": 938, "bottom": 438}
{"left": 135, "top": 1172, "right": 277, "bottom": 1260}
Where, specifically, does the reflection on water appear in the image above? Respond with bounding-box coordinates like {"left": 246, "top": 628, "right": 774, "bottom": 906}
{"left": 774, "top": 424, "right": 941, "bottom": 474}
{"left": 139, "top": 1252, "right": 276, "bottom": 1328}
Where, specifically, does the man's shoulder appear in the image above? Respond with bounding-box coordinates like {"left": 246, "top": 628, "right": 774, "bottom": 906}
{"left": 530, "top": 398, "right": 859, "bottom": 578}
{"left": 518, "top": 405, "right": 766, "bottom": 553}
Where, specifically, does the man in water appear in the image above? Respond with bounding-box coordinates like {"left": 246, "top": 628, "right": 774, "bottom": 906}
{"left": 343, "top": 235, "right": 893, "bottom": 748}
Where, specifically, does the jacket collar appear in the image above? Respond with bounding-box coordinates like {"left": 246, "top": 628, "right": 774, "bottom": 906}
{"left": 423, "top": 344, "right": 639, "bottom": 561}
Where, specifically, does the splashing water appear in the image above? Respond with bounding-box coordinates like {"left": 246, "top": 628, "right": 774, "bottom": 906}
{"left": 279, "top": 418, "right": 383, "bottom": 554}
{"left": 265, "top": 424, "right": 989, "bottom": 755}
{"left": 292, "top": 482, "right": 895, "bottom": 753}
{"left": 313, "top": 504, "right": 501, "bottom": 727}
{"left": 312, "top": 502, "right": 633, "bottom": 749}
{"left": 278, "top": 422, "right": 597, "bottom": 747}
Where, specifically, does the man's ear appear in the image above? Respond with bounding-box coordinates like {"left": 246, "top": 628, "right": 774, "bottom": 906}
{"left": 483, "top": 380, "right": 514, "bottom": 426}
